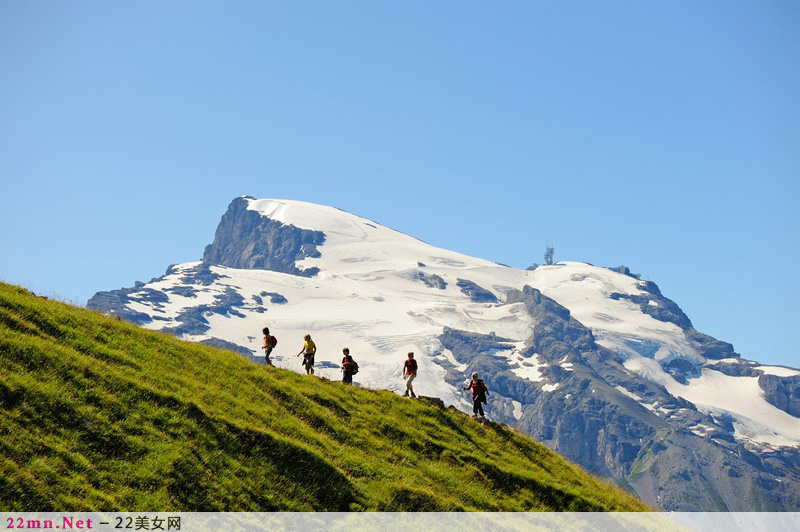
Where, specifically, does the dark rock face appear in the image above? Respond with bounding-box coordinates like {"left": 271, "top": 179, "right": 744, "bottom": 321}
{"left": 610, "top": 280, "right": 692, "bottom": 330}
{"left": 87, "top": 283, "right": 159, "bottom": 325}
{"left": 456, "top": 279, "right": 498, "bottom": 304}
{"left": 759, "top": 374, "right": 800, "bottom": 417}
{"left": 661, "top": 358, "right": 702, "bottom": 384}
{"left": 439, "top": 328, "right": 517, "bottom": 381}
{"left": 506, "top": 285, "right": 596, "bottom": 362}
{"left": 202, "top": 196, "right": 325, "bottom": 277}
{"left": 87, "top": 262, "right": 288, "bottom": 334}
{"left": 163, "top": 287, "right": 247, "bottom": 336}
{"left": 172, "top": 261, "right": 224, "bottom": 286}
{"left": 625, "top": 430, "right": 800, "bottom": 512}
{"left": 439, "top": 327, "right": 515, "bottom": 363}
{"left": 686, "top": 328, "right": 738, "bottom": 360}
{"left": 260, "top": 291, "right": 288, "bottom": 304}
{"left": 409, "top": 271, "right": 447, "bottom": 290}
{"left": 706, "top": 361, "right": 761, "bottom": 377}
{"left": 497, "top": 286, "right": 662, "bottom": 478}
{"left": 435, "top": 284, "right": 800, "bottom": 512}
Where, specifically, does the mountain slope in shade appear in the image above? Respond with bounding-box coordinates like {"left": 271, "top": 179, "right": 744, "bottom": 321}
{"left": 88, "top": 196, "right": 800, "bottom": 511}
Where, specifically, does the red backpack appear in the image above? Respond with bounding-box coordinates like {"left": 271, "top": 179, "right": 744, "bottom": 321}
{"left": 345, "top": 355, "right": 359, "bottom": 374}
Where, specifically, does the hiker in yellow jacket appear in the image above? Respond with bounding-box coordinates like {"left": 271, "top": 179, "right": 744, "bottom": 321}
{"left": 297, "top": 334, "right": 316, "bottom": 375}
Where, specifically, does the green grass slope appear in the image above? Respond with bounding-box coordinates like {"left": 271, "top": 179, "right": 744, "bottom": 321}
{"left": 0, "top": 282, "right": 650, "bottom": 511}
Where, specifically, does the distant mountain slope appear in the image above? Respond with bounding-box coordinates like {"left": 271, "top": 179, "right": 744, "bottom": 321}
{"left": 88, "top": 196, "right": 800, "bottom": 511}
{"left": 0, "top": 282, "right": 649, "bottom": 511}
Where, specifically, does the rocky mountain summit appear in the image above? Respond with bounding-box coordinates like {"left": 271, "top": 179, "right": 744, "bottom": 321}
{"left": 89, "top": 196, "right": 800, "bottom": 511}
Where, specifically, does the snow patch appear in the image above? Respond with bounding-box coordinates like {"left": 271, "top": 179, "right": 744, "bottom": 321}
{"left": 510, "top": 352, "right": 547, "bottom": 382}
{"left": 614, "top": 385, "right": 643, "bottom": 402}
{"left": 757, "top": 365, "right": 800, "bottom": 378}
{"left": 663, "top": 370, "right": 800, "bottom": 447}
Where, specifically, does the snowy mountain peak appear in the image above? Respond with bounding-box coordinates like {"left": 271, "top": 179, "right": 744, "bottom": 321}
{"left": 242, "top": 196, "right": 498, "bottom": 275}
{"left": 245, "top": 197, "right": 395, "bottom": 241}
{"left": 88, "top": 196, "right": 800, "bottom": 511}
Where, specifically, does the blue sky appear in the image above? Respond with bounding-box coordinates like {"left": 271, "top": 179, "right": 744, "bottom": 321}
{"left": 2, "top": 1, "right": 798, "bottom": 368}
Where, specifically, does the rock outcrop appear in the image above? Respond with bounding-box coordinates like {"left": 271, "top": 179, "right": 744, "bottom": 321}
{"left": 439, "top": 285, "right": 800, "bottom": 511}
{"left": 202, "top": 196, "right": 325, "bottom": 277}
{"left": 759, "top": 374, "right": 800, "bottom": 417}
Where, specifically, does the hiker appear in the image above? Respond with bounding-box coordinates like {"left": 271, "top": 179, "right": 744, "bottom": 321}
{"left": 261, "top": 327, "right": 276, "bottom": 366}
{"left": 341, "top": 347, "right": 358, "bottom": 385}
{"left": 296, "top": 334, "right": 316, "bottom": 375}
{"left": 403, "top": 352, "right": 417, "bottom": 398}
{"left": 464, "top": 372, "right": 489, "bottom": 418}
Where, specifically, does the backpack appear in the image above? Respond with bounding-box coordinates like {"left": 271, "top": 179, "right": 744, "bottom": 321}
{"left": 478, "top": 379, "right": 488, "bottom": 402}
{"left": 269, "top": 335, "right": 278, "bottom": 348}
{"left": 345, "top": 355, "right": 359, "bottom": 375}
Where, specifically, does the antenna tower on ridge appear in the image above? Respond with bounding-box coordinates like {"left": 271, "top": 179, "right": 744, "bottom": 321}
{"left": 544, "top": 240, "right": 555, "bottom": 266}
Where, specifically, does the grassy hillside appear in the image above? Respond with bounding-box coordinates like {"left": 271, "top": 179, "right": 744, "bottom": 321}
{"left": 0, "top": 282, "right": 650, "bottom": 511}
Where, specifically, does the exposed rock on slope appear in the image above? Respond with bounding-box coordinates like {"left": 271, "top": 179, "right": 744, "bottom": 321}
{"left": 203, "top": 196, "right": 325, "bottom": 276}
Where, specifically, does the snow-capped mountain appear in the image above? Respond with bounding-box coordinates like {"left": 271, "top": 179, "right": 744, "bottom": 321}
{"left": 88, "top": 196, "right": 800, "bottom": 511}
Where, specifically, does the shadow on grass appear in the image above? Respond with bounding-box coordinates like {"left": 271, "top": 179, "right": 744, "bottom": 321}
{"left": 165, "top": 402, "right": 359, "bottom": 511}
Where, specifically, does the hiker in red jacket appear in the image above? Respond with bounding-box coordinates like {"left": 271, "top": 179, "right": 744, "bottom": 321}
{"left": 464, "top": 372, "right": 489, "bottom": 419}
{"left": 403, "top": 352, "right": 417, "bottom": 398}
{"left": 341, "top": 347, "right": 358, "bottom": 385}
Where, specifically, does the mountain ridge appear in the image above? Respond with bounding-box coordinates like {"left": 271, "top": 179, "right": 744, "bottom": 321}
{"left": 87, "top": 196, "right": 800, "bottom": 511}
